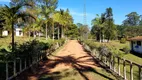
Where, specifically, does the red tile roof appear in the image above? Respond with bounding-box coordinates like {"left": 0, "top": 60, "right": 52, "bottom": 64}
{"left": 128, "top": 36, "right": 142, "bottom": 41}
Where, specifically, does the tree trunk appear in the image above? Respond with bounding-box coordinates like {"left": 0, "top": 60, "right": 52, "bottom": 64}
{"left": 100, "top": 33, "right": 101, "bottom": 43}
{"left": 29, "top": 31, "right": 31, "bottom": 38}
{"left": 61, "top": 26, "right": 64, "bottom": 38}
{"left": 12, "top": 23, "right": 14, "bottom": 52}
{"left": 58, "top": 26, "right": 60, "bottom": 39}
{"left": 46, "top": 23, "right": 48, "bottom": 40}
{"left": 52, "top": 22, "right": 54, "bottom": 41}
{"left": 107, "top": 37, "right": 110, "bottom": 43}
{"left": 102, "top": 33, "right": 104, "bottom": 43}
{"left": 34, "top": 31, "right": 36, "bottom": 39}
{"left": 0, "top": 28, "right": 2, "bottom": 38}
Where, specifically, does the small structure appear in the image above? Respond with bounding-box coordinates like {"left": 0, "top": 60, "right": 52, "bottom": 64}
{"left": 15, "top": 28, "right": 23, "bottom": 37}
{"left": 2, "top": 30, "right": 8, "bottom": 36}
{"left": 128, "top": 36, "right": 142, "bottom": 54}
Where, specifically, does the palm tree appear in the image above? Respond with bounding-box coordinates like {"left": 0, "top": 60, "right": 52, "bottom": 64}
{"left": 91, "top": 14, "right": 104, "bottom": 42}
{"left": 0, "top": 3, "right": 35, "bottom": 52}
{"left": 63, "top": 9, "right": 73, "bottom": 38}
{"left": 105, "top": 7, "right": 114, "bottom": 42}
{"left": 53, "top": 11, "right": 62, "bottom": 39}
{"left": 39, "top": 0, "right": 58, "bottom": 40}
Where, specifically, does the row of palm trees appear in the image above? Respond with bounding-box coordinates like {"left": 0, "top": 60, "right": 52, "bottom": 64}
{"left": 0, "top": 0, "right": 73, "bottom": 52}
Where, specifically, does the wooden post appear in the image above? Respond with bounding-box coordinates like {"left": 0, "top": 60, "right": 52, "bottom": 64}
{"left": 123, "top": 59, "right": 126, "bottom": 80}
{"left": 14, "top": 60, "right": 16, "bottom": 76}
{"left": 130, "top": 61, "right": 133, "bottom": 80}
{"left": 105, "top": 56, "right": 107, "bottom": 65}
{"left": 113, "top": 56, "right": 116, "bottom": 72}
{"left": 118, "top": 57, "right": 120, "bottom": 76}
{"left": 139, "top": 66, "right": 142, "bottom": 80}
{"left": 109, "top": 56, "right": 112, "bottom": 70}
{"left": 6, "top": 61, "right": 8, "bottom": 80}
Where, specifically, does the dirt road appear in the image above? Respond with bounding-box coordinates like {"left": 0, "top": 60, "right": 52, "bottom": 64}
{"left": 20, "top": 40, "right": 116, "bottom": 80}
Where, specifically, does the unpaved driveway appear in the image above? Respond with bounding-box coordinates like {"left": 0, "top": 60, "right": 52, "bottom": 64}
{"left": 19, "top": 40, "right": 116, "bottom": 80}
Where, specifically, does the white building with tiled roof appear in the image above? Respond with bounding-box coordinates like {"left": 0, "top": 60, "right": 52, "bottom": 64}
{"left": 128, "top": 36, "right": 142, "bottom": 54}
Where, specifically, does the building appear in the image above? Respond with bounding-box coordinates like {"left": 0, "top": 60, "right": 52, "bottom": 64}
{"left": 15, "top": 28, "right": 23, "bottom": 37}
{"left": 2, "top": 30, "right": 8, "bottom": 36}
{"left": 128, "top": 36, "right": 142, "bottom": 54}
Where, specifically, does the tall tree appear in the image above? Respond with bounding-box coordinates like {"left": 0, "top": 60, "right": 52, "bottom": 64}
{"left": 0, "top": 2, "right": 34, "bottom": 52}
{"left": 105, "top": 7, "right": 117, "bottom": 41}
{"left": 123, "top": 12, "right": 140, "bottom": 26}
{"left": 91, "top": 14, "right": 104, "bottom": 42}
{"left": 38, "top": 0, "right": 58, "bottom": 40}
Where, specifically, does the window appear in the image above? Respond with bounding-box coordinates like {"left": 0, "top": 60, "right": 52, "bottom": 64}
{"left": 19, "top": 30, "right": 22, "bottom": 35}
{"left": 132, "top": 41, "right": 135, "bottom": 44}
{"left": 137, "top": 41, "right": 141, "bottom": 46}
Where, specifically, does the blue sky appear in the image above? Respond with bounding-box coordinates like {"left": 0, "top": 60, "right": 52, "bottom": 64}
{"left": 1, "top": 0, "right": 142, "bottom": 27}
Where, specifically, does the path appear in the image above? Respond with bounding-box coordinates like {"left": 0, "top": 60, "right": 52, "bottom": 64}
{"left": 18, "top": 40, "right": 116, "bottom": 80}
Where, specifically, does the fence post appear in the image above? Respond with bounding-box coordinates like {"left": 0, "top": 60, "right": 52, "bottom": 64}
{"left": 109, "top": 56, "right": 112, "bottom": 70}
{"left": 113, "top": 56, "right": 116, "bottom": 72}
{"left": 104, "top": 56, "right": 107, "bottom": 65}
{"left": 6, "top": 61, "right": 8, "bottom": 80}
{"left": 14, "top": 60, "right": 16, "bottom": 76}
{"left": 139, "top": 66, "right": 142, "bottom": 80}
{"left": 123, "top": 59, "right": 126, "bottom": 80}
{"left": 118, "top": 57, "right": 120, "bottom": 76}
{"left": 130, "top": 61, "right": 133, "bottom": 80}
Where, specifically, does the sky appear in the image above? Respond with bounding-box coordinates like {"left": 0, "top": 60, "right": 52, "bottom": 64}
{"left": 0, "top": 0, "right": 142, "bottom": 27}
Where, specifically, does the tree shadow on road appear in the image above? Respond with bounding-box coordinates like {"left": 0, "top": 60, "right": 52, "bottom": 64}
{"left": 38, "top": 55, "right": 115, "bottom": 80}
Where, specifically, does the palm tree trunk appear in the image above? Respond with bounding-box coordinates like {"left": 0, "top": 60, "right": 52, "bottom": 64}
{"left": 61, "top": 26, "right": 64, "bottom": 38}
{"left": 0, "top": 28, "right": 2, "bottom": 38}
{"left": 38, "top": 32, "right": 40, "bottom": 40}
{"left": 29, "top": 31, "right": 31, "bottom": 38}
{"left": 100, "top": 33, "right": 101, "bottom": 43}
{"left": 102, "top": 33, "right": 104, "bottom": 43}
{"left": 46, "top": 23, "right": 48, "bottom": 40}
{"left": 58, "top": 26, "right": 60, "bottom": 39}
{"left": 52, "top": 21, "right": 54, "bottom": 40}
{"left": 12, "top": 22, "right": 14, "bottom": 52}
{"left": 34, "top": 31, "right": 36, "bottom": 39}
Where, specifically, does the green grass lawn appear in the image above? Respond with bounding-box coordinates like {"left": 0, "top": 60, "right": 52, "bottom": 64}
{"left": 0, "top": 36, "right": 54, "bottom": 50}
{"left": 0, "top": 36, "right": 31, "bottom": 50}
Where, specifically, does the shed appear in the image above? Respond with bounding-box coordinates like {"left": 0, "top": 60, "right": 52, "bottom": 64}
{"left": 128, "top": 36, "right": 142, "bottom": 54}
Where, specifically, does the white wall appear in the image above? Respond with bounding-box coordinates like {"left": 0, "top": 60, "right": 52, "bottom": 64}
{"left": 132, "top": 41, "right": 142, "bottom": 54}
{"left": 15, "top": 28, "right": 23, "bottom": 37}
{"left": 2, "top": 30, "right": 8, "bottom": 36}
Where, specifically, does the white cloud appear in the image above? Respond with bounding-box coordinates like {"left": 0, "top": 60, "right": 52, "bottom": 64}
{"left": 0, "top": 0, "right": 10, "bottom": 2}
{"left": 57, "top": 7, "right": 96, "bottom": 27}
{"left": 70, "top": 10, "right": 84, "bottom": 17}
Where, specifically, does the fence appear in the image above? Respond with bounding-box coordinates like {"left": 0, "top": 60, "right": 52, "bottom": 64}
{"left": 91, "top": 49, "right": 142, "bottom": 80}
{"left": 0, "top": 50, "right": 47, "bottom": 80}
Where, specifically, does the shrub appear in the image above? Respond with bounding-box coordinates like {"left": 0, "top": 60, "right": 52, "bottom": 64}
{"left": 84, "top": 40, "right": 98, "bottom": 50}
{"left": 122, "top": 46, "right": 130, "bottom": 54}
{"left": 120, "top": 38, "right": 126, "bottom": 44}
{"left": 57, "top": 38, "right": 65, "bottom": 46}
{"left": 98, "top": 46, "right": 110, "bottom": 56}
{"left": 84, "top": 44, "right": 91, "bottom": 52}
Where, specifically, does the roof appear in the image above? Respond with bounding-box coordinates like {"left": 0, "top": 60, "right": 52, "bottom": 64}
{"left": 128, "top": 36, "right": 142, "bottom": 41}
